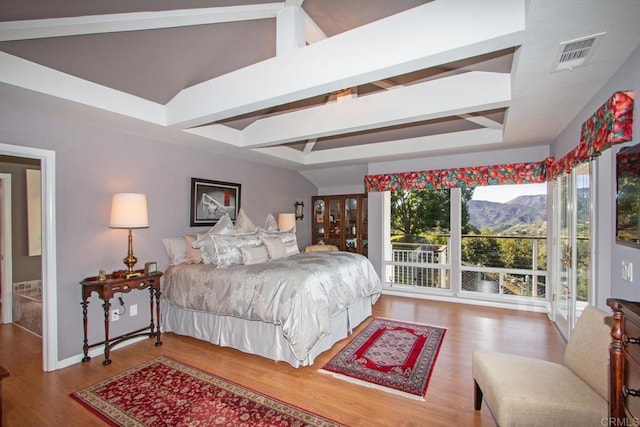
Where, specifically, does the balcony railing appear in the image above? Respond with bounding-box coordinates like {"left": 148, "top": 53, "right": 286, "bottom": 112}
{"left": 387, "top": 235, "right": 547, "bottom": 301}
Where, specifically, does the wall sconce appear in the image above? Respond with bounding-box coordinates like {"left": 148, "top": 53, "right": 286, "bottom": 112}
{"left": 295, "top": 201, "right": 304, "bottom": 220}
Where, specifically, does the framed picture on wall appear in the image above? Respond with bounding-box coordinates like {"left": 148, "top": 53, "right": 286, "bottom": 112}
{"left": 190, "top": 178, "right": 241, "bottom": 227}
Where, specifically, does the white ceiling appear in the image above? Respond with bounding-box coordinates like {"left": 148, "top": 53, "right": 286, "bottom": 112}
{"left": 1, "top": 0, "right": 640, "bottom": 187}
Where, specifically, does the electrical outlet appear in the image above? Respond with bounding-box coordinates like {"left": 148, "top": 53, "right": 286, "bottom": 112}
{"left": 111, "top": 309, "right": 120, "bottom": 322}
{"left": 130, "top": 304, "right": 138, "bottom": 317}
{"left": 622, "top": 260, "right": 633, "bottom": 282}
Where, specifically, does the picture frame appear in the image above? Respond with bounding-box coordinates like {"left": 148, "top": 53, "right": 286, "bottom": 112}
{"left": 144, "top": 261, "right": 157, "bottom": 275}
{"left": 191, "top": 178, "right": 241, "bottom": 227}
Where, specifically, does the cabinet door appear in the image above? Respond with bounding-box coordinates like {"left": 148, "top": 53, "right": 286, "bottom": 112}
{"left": 312, "top": 198, "right": 327, "bottom": 244}
{"left": 361, "top": 195, "right": 368, "bottom": 257}
{"left": 327, "top": 197, "right": 342, "bottom": 248}
{"left": 344, "top": 196, "right": 359, "bottom": 253}
{"left": 312, "top": 194, "right": 368, "bottom": 255}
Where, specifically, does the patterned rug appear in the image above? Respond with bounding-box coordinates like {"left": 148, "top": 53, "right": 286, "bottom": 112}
{"left": 71, "top": 356, "right": 343, "bottom": 426}
{"left": 320, "top": 318, "right": 446, "bottom": 400}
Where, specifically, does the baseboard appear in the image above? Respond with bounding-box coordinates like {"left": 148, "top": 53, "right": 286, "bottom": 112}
{"left": 56, "top": 335, "right": 148, "bottom": 370}
{"left": 382, "top": 288, "right": 550, "bottom": 313}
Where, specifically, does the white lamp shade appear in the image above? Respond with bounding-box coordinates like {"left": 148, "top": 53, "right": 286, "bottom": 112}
{"left": 278, "top": 213, "right": 296, "bottom": 231}
{"left": 109, "top": 193, "right": 149, "bottom": 228}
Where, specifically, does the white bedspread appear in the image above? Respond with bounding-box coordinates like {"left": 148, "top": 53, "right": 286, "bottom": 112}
{"left": 162, "top": 251, "right": 382, "bottom": 361}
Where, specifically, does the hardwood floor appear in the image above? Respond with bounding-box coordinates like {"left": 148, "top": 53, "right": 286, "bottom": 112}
{"left": 0, "top": 295, "right": 566, "bottom": 426}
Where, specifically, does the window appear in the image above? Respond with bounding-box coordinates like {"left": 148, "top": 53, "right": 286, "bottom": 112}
{"left": 389, "top": 188, "right": 454, "bottom": 289}
{"left": 385, "top": 183, "right": 548, "bottom": 303}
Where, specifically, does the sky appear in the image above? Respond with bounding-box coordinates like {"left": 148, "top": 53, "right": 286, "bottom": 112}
{"left": 471, "top": 183, "right": 547, "bottom": 203}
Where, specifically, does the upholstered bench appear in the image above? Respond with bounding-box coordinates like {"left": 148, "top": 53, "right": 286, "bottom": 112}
{"left": 472, "top": 306, "right": 610, "bottom": 426}
{"left": 303, "top": 244, "right": 339, "bottom": 253}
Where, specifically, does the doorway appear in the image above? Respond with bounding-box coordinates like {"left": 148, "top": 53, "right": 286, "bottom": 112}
{"left": 553, "top": 162, "right": 593, "bottom": 339}
{"left": 0, "top": 174, "right": 13, "bottom": 324}
{"left": 0, "top": 143, "right": 57, "bottom": 371}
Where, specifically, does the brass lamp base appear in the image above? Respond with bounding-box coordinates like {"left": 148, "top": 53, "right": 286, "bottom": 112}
{"left": 123, "top": 228, "right": 138, "bottom": 273}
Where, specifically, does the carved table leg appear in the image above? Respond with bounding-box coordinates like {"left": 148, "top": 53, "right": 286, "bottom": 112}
{"left": 81, "top": 298, "right": 91, "bottom": 362}
{"left": 154, "top": 286, "right": 162, "bottom": 347}
{"left": 102, "top": 299, "right": 112, "bottom": 365}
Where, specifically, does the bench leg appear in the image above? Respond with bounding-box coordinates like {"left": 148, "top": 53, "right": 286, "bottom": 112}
{"left": 474, "top": 380, "right": 483, "bottom": 410}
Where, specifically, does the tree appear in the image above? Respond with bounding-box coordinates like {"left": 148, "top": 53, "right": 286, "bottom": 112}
{"left": 462, "top": 234, "right": 503, "bottom": 267}
{"left": 391, "top": 188, "right": 475, "bottom": 238}
{"left": 498, "top": 238, "right": 533, "bottom": 269}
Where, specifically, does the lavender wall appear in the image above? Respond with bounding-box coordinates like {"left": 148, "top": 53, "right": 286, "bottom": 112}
{"left": 551, "top": 44, "right": 640, "bottom": 305}
{"left": 0, "top": 103, "right": 317, "bottom": 361}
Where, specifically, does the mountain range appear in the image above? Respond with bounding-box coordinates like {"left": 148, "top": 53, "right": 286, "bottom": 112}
{"left": 467, "top": 195, "right": 547, "bottom": 234}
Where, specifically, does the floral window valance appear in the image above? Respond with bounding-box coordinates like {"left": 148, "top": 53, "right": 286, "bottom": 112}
{"left": 547, "top": 90, "right": 634, "bottom": 179}
{"left": 365, "top": 91, "right": 634, "bottom": 192}
{"left": 365, "top": 160, "right": 551, "bottom": 192}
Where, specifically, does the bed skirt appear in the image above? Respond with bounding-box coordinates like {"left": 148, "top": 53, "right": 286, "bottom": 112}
{"left": 160, "top": 296, "right": 374, "bottom": 368}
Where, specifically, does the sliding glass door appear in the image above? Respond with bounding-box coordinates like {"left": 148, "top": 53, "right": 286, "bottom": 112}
{"left": 553, "top": 162, "right": 592, "bottom": 339}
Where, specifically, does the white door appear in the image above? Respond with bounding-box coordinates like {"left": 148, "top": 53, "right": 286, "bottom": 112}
{"left": 553, "top": 162, "right": 592, "bottom": 339}
{"left": 0, "top": 174, "right": 12, "bottom": 324}
{"left": 554, "top": 172, "right": 572, "bottom": 338}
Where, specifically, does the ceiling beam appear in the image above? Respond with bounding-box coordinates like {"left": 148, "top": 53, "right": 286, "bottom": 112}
{"left": 0, "top": 3, "right": 283, "bottom": 41}
{"left": 301, "top": 10, "right": 327, "bottom": 44}
{"left": 253, "top": 128, "right": 504, "bottom": 165}
{"left": 183, "top": 124, "right": 241, "bottom": 145}
{"left": 239, "top": 72, "right": 510, "bottom": 147}
{"left": 303, "top": 139, "right": 317, "bottom": 154}
{"left": 0, "top": 52, "right": 165, "bottom": 124}
{"left": 165, "top": 0, "right": 525, "bottom": 128}
{"left": 459, "top": 113, "right": 503, "bottom": 130}
{"left": 276, "top": 6, "right": 306, "bottom": 55}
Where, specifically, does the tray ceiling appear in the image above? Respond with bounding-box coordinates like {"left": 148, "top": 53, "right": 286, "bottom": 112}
{"left": 1, "top": 0, "right": 640, "bottom": 186}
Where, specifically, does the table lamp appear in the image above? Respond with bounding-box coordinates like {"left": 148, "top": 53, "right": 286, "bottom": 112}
{"left": 278, "top": 213, "right": 296, "bottom": 231}
{"left": 109, "top": 193, "right": 149, "bottom": 274}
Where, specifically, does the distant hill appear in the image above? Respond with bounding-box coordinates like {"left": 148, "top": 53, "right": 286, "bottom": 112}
{"left": 506, "top": 194, "right": 547, "bottom": 210}
{"left": 467, "top": 195, "right": 547, "bottom": 233}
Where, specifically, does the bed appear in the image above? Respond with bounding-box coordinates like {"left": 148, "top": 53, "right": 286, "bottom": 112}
{"left": 161, "top": 249, "right": 382, "bottom": 367}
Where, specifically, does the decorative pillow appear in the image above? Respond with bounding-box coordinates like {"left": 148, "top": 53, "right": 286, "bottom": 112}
{"left": 263, "top": 213, "right": 278, "bottom": 232}
{"left": 259, "top": 229, "right": 300, "bottom": 256}
{"left": 162, "top": 237, "right": 187, "bottom": 265}
{"left": 194, "top": 231, "right": 262, "bottom": 267}
{"left": 235, "top": 208, "right": 258, "bottom": 233}
{"left": 183, "top": 234, "right": 203, "bottom": 264}
{"left": 208, "top": 213, "right": 236, "bottom": 235}
{"left": 284, "top": 239, "right": 300, "bottom": 256}
{"left": 191, "top": 234, "right": 217, "bottom": 265}
{"left": 263, "top": 237, "right": 288, "bottom": 260}
{"left": 240, "top": 245, "right": 269, "bottom": 265}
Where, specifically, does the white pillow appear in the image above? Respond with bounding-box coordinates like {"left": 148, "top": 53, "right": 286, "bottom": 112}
{"left": 194, "top": 231, "right": 262, "bottom": 267}
{"left": 209, "top": 213, "right": 236, "bottom": 235}
{"left": 284, "top": 239, "right": 300, "bottom": 256}
{"left": 183, "top": 234, "right": 203, "bottom": 264}
{"left": 263, "top": 213, "right": 278, "bottom": 232}
{"left": 235, "top": 208, "right": 258, "bottom": 233}
{"left": 263, "top": 237, "right": 288, "bottom": 260}
{"left": 259, "top": 229, "right": 300, "bottom": 256}
{"left": 162, "top": 237, "right": 186, "bottom": 265}
{"left": 240, "top": 245, "right": 269, "bottom": 265}
{"left": 191, "top": 234, "right": 216, "bottom": 265}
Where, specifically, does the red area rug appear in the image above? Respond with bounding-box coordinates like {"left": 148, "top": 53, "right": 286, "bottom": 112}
{"left": 71, "top": 356, "right": 343, "bottom": 426}
{"left": 320, "top": 318, "right": 446, "bottom": 400}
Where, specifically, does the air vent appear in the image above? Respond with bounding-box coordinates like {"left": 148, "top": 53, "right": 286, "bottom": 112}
{"left": 551, "top": 32, "right": 605, "bottom": 72}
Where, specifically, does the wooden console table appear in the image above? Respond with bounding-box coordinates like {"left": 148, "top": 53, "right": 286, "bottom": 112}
{"left": 80, "top": 270, "right": 163, "bottom": 365}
